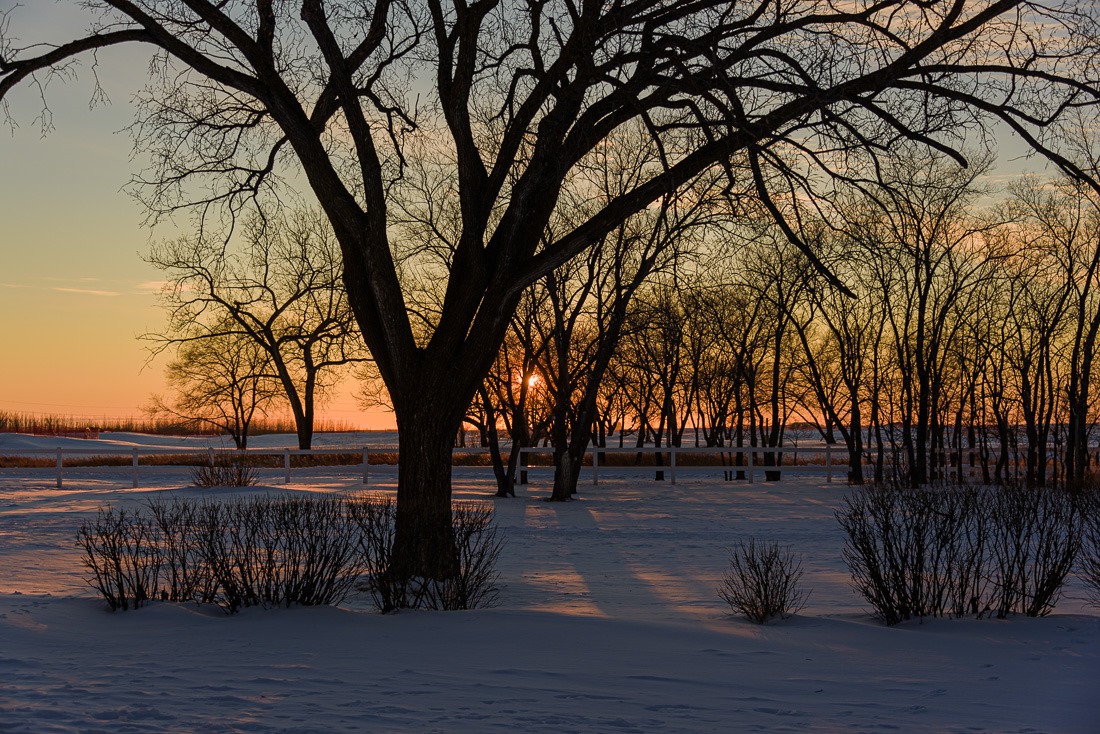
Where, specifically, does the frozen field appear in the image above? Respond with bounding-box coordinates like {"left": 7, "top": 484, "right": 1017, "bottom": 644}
{"left": 1, "top": 434, "right": 1098, "bottom": 733}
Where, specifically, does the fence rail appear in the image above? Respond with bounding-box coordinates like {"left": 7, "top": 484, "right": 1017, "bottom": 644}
{"left": 517, "top": 445, "right": 849, "bottom": 486}
{"left": 0, "top": 442, "right": 858, "bottom": 488}
{"left": 2, "top": 446, "right": 373, "bottom": 489}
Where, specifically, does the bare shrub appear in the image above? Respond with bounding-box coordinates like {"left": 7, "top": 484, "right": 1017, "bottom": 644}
{"left": 144, "top": 497, "right": 216, "bottom": 603}
{"left": 76, "top": 507, "right": 162, "bottom": 611}
{"left": 985, "top": 485, "right": 1081, "bottom": 618}
{"left": 346, "top": 495, "right": 403, "bottom": 612}
{"left": 194, "top": 495, "right": 367, "bottom": 613}
{"left": 79, "top": 494, "right": 370, "bottom": 613}
{"left": 838, "top": 483, "right": 991, "bottom": 624}
{"left": 190, "top": 453, "right": 258, "bottom": 487}
{"left": 838, "top": 482, "right": 1081, "bottom": 625}
{"left": 77, "top": 492, "right": 503, "bottom": 614}
{"left": 419, "top": 503, "right": 503, "bottom": 611}
{"left": 1079, "top": 487, "right": 1100, "bottom": 607}
{"left": 350, "top": 497, "right": 503, "bottom": 612}
{"left": 718, "top": 539, "right": 808, "bottom": 623}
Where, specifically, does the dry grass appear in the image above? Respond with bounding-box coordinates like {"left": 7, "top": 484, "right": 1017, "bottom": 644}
{"left": 0, "top": 410, "right": 367, "bottom": 437}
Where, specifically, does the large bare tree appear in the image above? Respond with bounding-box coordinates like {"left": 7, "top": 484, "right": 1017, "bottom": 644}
{"left": 4, "top": 1, "right": 1100, "bottom": 577}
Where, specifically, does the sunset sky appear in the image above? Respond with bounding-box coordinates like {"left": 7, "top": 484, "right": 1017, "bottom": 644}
{"left": 0, "top": 4, "right": 389, "bottom": 427}
{"left": 0, "top": 3, "right": 1044, "bottom": 432}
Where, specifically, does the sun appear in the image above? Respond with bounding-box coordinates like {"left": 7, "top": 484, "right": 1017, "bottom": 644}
{"left": 527, "top": 374, "right": 540, "bottom": 388}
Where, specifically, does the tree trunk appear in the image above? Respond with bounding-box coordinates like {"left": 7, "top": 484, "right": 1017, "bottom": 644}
{"left": 390, "top": 411, "right": 459, "bottom": 581}
{"left": 475, "top": 387, "right": 512, "bottom": 497}
{"left": 848, "top": 397, "right": 864, "bottom": 485}
{"left": 503, "top": 444, "right": 526, "bottom": 495}
{"left": 998, "top": 420, "right": 1011, "bottom": 484}
{"left": 1067, "top": 311, "right": 1100, "bottom": 490}
{"left": 279, "top": 365, "right": 314, "bottom": 450}
{"left": 295, "top": 420, "right": 313, "bottom": 451}
{"left": 549, "top": 441, "right": 586, "bottom": 501}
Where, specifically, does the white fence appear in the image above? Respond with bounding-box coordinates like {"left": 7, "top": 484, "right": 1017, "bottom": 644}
{"left": 517, "top": 445, "right": 846, "bottom": 485}
{"left": 6, "top": 447, "right": 370, "bottom": 489}
{"left": 5, "top": 444, "right": 857, "bottom": 489}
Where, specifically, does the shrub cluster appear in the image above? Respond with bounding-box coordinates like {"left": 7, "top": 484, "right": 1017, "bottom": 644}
{"left": 838, "top": 481, "right": 1082, "bottom": 624}
{"left": 76, "top": 494, "right": 502, "bottom": 614}
{"left": 718, "top": 538, "right": 808, "bottom": 623}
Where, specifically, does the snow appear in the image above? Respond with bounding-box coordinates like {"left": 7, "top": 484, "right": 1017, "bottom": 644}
{"left": 0, "top": 431, "right": 399, "bottom": 455}
{"left": 2, "top": 434, "right": 1098, "bottom": 732}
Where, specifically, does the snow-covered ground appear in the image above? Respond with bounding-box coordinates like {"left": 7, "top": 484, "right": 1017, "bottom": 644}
{"left": 0, "top": 430, "right": 401, "bottom": 454}
{"left": 1, "top": 434, "right": 1098, "bottom": 733}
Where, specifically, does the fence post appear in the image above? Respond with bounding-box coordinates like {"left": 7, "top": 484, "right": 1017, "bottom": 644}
{"left": 593, "top": 445, "right": 599, "bottom": 486}
{"left": 284, "top": 449, "right": 291, "bottom": 485}
{"left": 362, "top": 446, "right": 369, "bottom": 485}
{"left": 747, "top": 447, "right": 754, "bottom": 484}
{"left": 132, "top": 447, "right": 139, "bottom": 488}
{"left": 56, "top": 448, "right": 63, "bottom": 489}
{"left": 671, "top": 445, "right": 677, "bottom": 486}
{"left": 825, "top": 445, "right": 832, "bottom": 484}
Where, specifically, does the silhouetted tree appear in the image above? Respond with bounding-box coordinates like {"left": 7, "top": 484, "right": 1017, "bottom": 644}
{"left": 146, "top": 207, "right": 366, "bottom": 449}
{"left": 148, "top": 324, "right": 280, "bottom": 448}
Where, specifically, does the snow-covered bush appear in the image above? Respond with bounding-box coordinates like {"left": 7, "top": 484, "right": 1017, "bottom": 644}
{"left": 984, "top": 484, "right": 1080, "bottom": 617}
{"left": 718, "top": 539, "right": 808, "bottom": 623}
{"left": 838, "top": 482, "right": 1081, "bottom": 624}
{"left": 351, "top": 496, "right": 503, "bottom": 613}
{"left": 347, "top": 495, "right": 401, "bottom": 611}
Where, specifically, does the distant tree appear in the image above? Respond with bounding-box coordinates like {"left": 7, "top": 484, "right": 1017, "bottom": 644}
{"left": 850, "top": 153, "right": 1006, "bottom": 486}
{"left": 147, "top": 207, "right": 366, "bottom": 449}
{"left": 1004, "top": 175, "right": 1100, "bottom": 489}
{"left": 620, "top": 284, "right": 695, "bottom": 481}
{"left": 740, "top": 238, "right": 815, "bottom": 480}
{"left": 535, "top": 154, "right": 721, "bottom": 500}
{"left": 789, "top": 231, "right": 878, "bottom": 484}
{"left": 472, "top": 290, "right": 553, "bottom": 497}
{"left": 148, "top": 325, "right": 280, "bottom": 449}
{"left": 678, "top": 276, "right": 764, "bottom": 480}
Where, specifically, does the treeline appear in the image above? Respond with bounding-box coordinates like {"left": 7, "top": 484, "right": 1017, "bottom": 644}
{"left": 0, "top": 411, "right": 365, "bottom": 438}
{"left": 463, "top": 154, "right": 1100, "bottom": 494}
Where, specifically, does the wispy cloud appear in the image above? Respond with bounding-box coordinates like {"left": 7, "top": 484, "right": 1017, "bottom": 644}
{"left": 134, "top": 280, "right": 170, "bottom": 293}
{"left": 52, "top": 287, "right": 122, "bottom": 297}
{"left": 37, "top": 276, "right": 99, "bottom": 283}
{"left": 2, "top": 277, "right": 153, "bottom": 297}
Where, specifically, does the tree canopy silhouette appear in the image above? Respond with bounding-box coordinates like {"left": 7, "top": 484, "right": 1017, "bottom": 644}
{"left": 3, "top": 0, "right": 1100, "bottom": 578}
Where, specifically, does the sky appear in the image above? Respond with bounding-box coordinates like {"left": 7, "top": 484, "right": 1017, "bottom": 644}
{"left": 0, "top": 3, "right": 391, "bottom": 428}
{"left": 0, "top": 2, "right": 1049, "bottom": 431}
